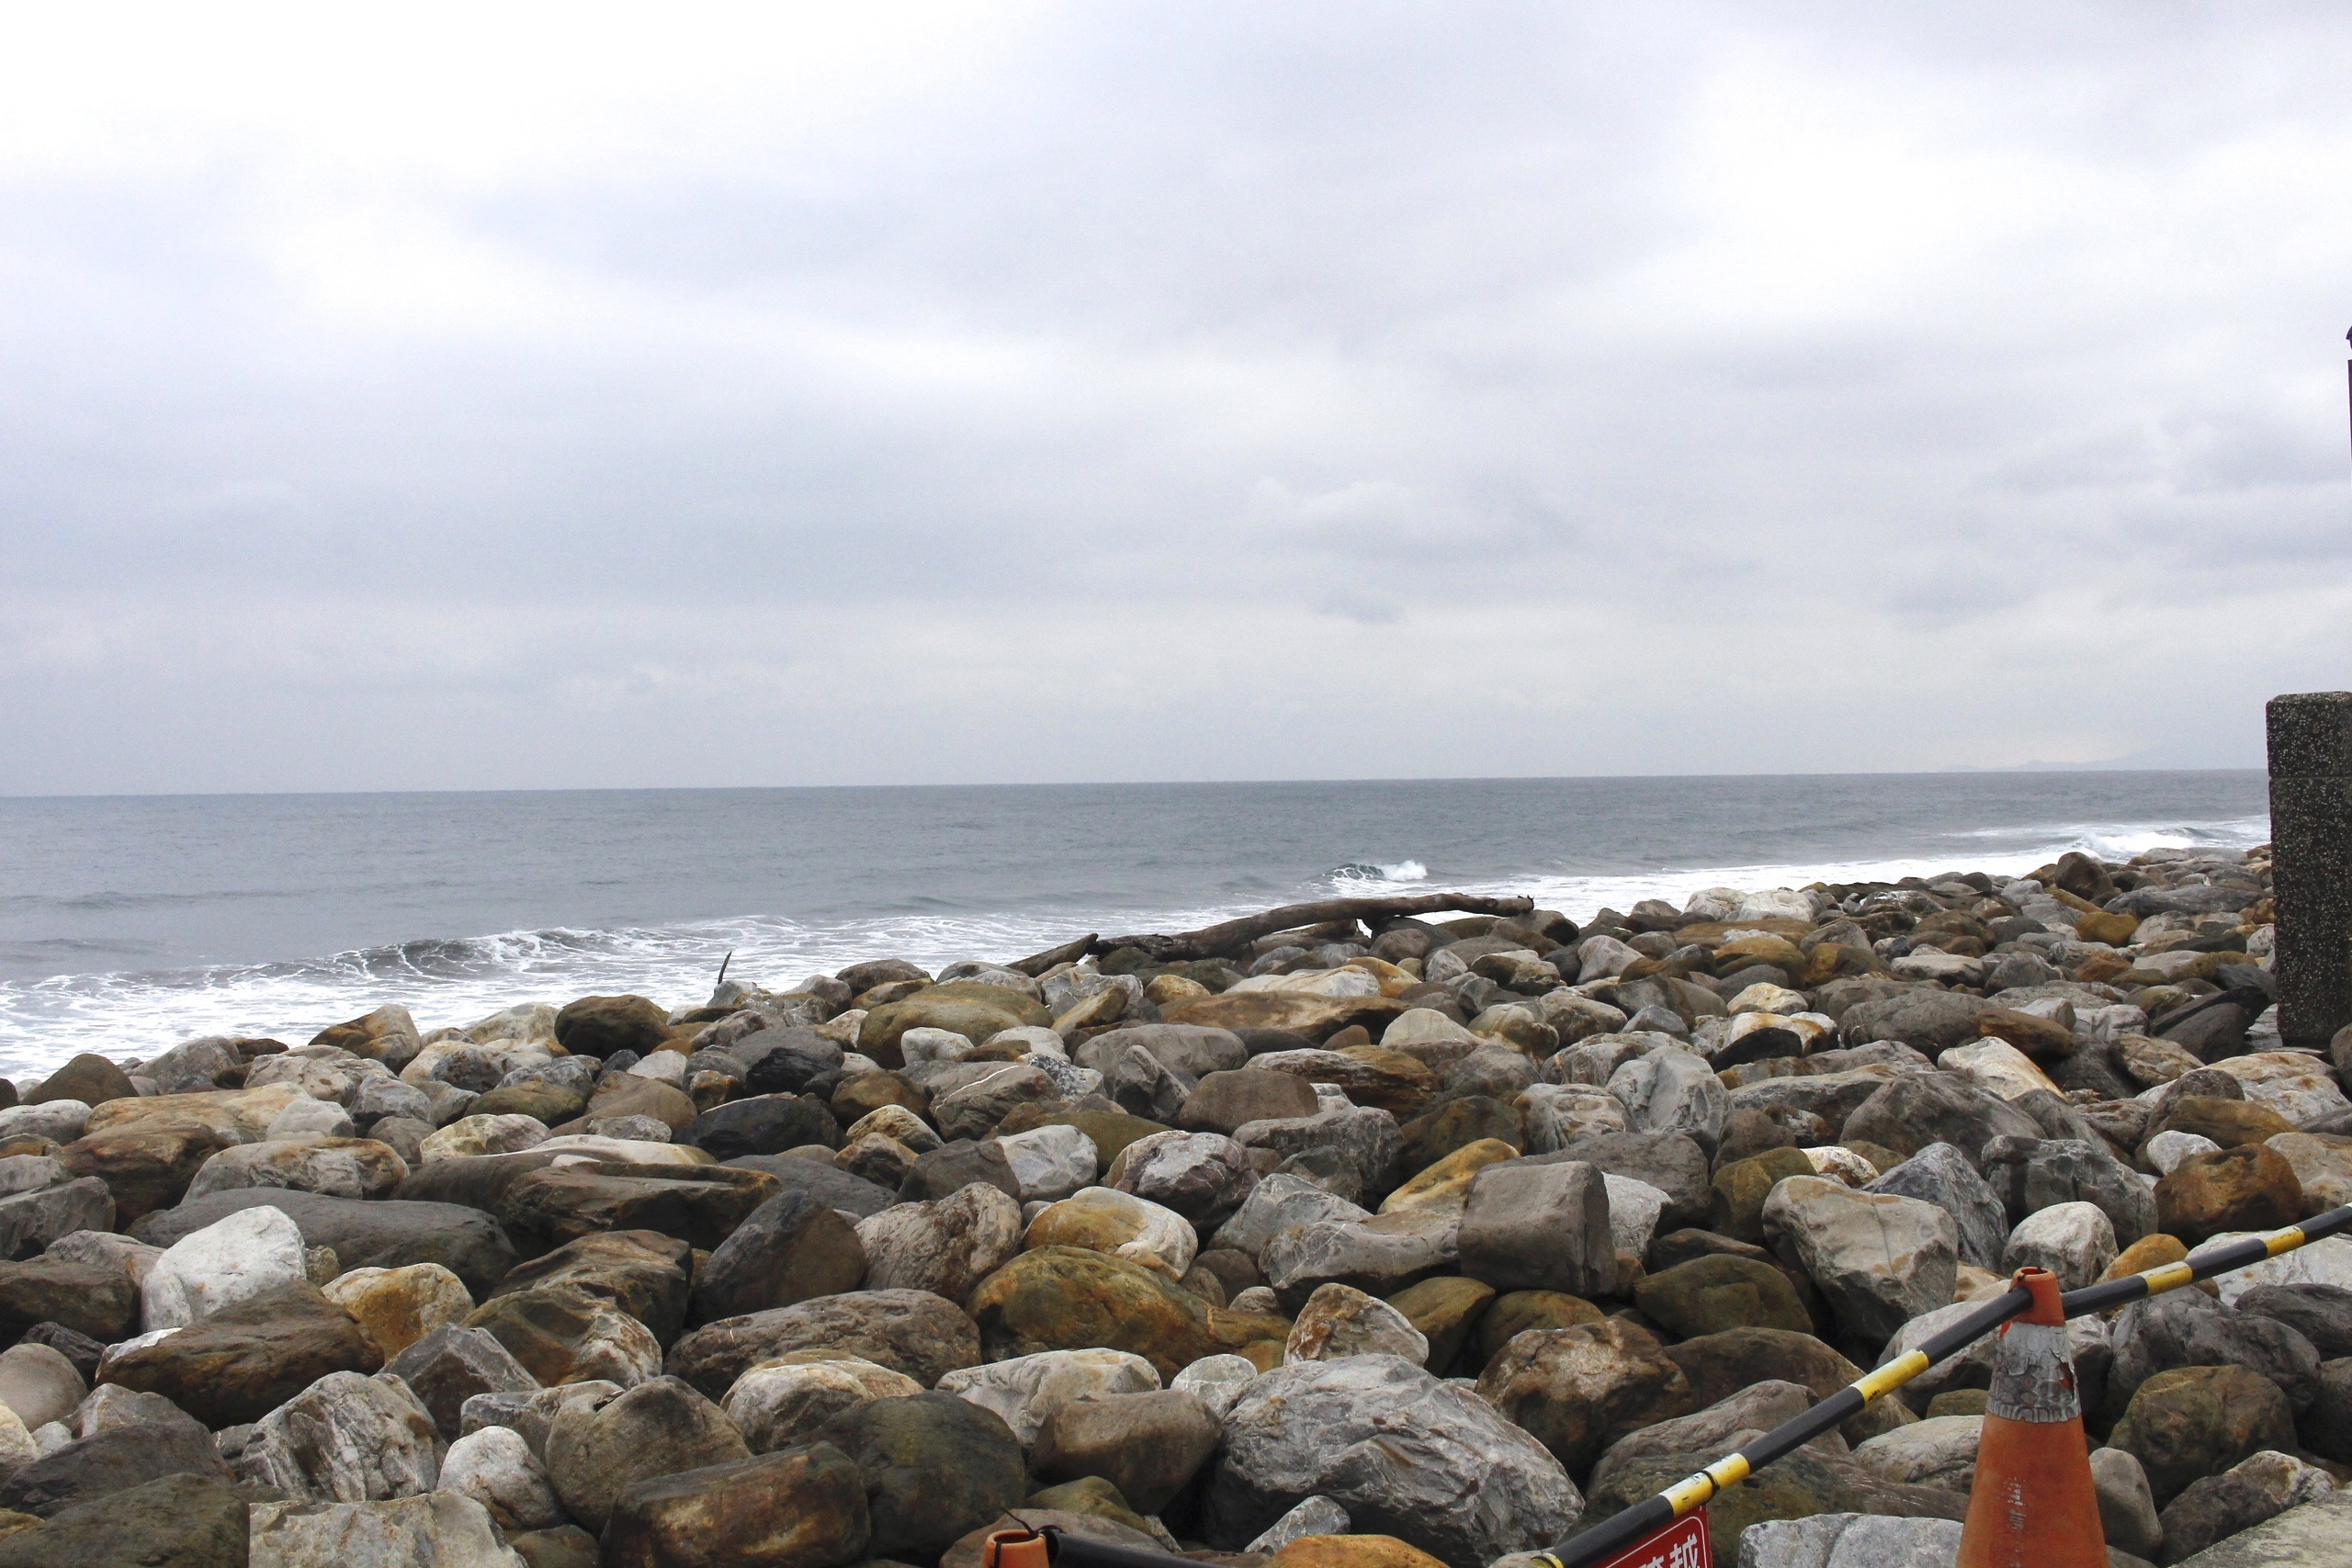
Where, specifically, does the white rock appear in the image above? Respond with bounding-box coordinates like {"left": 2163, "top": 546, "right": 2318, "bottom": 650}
{"left": 0, "top": 1403, "right": 35, "bottom": 1486}
{"left": 1762, "top": 1177, "right": 1957, "bottom": 1343}
{"left": 1849, "top": 1415, "right": 1982, "bottom": 1494}
{"left": 1601, "top": 1175, "right": 1668, "bottom": 1260}
{"left": 141, "top": 1203, "right": 308, "bottom": 1330}
{"left": 28, "top": 1420, "right": 68, "bottom": 1459}
{"left": 626, "top": 1051, "right": 687, "bottom": 1086}
{"left": 2204, "top": 1234, "right": 2352, "bottom": 1305}
{"left": 2146, "top": 1130, "right": 2222, "bottom": 1176}
{"left": 238, "top": 1371, "right": 443, "bottom": 1503}
{"left": 935, "top": 1348, "right": 1160, "bottom": 1446}
{"left": 418, "top": 1113, "right": 549, "bottom": 1164}
{"left": 0, "top": 1102, "right": 89, "bottom": 1145}
{"left": 1516, "top": 1084, "right": 1629, "bottom": 1154}
{"left": 1739, "top": 1512, "right": 1965, "bottom": 1568}
{"left": 1575, "top": 936, "right": 1645, "bottom": 984}
{"left": 531, "top": 1134, "right": 713, "bottom": 1166}
{"left": 1606, "top": 1048, "right": 1725, "bottom": 1156}
{"left": 1170, "top": 1354, "right": 1260, "bottom": 1419}
{"left": 1246, "top": 1495, "right": 1352, "bottom": 1553}
{"left": 1805, "top": 1146, "right": 1881, "bottom": 1186}
{"left": 1937, "top": 1040, "right": 2060, "bottom": 1101}
{"left": 998, "top": 1124, "right": 1100, "bottom": 1202}
{"left": 436, "top": 1425, "right": 566, "bottom": 1531}
{"left": 899, "top": 1027, "right": 976, "bottom": 1064}
{"left": 1727, "top": 983, "right": 1810, "bottom": 1017}
{"left": 248, "top": 1490, "right": 524, "bottom": 1568}
{"left": 267, "top": 1098, "right": 357, "bottom": 1140}
{"left": 721, "top": 1355, "right": 922, "bottom": 1453}
{"left": 0, "top": 1344, "right": 82, "bottom": 1433}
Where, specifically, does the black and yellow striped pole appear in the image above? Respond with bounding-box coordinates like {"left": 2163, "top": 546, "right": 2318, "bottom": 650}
{"left": 1536, "top": 1200, "right": 2352, "bottom": 1568}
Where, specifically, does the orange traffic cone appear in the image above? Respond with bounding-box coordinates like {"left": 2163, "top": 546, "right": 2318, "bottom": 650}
{"left": 1958, "top": 1267, "right": 2108, "bottom": 1568}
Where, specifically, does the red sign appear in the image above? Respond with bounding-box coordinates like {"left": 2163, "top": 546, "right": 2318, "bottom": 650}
{"left": 1589, "top": 1512, "right": 1710, "bottom": 1568}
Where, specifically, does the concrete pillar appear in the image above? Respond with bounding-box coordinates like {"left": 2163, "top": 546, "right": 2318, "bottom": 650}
{"left": 2267, "top": 692, "right": 2352, "bottom": 1048}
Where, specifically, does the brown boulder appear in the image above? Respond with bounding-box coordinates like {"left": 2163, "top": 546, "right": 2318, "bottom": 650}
{"left": 0, "top": 1258, "right": 137, "bottom": 1344}
{"left": 1473, "top": 1318, "right": 1694, "bottom": 1473}
{"left": 500, "top": 1163, "right": 777, "bottom": 1251}
{"left": 2155, "top": 1145, "right": 2303, "bottom": 1247}
{"left": 554, "top": 995, "right": 674, "bottom": 1060}
{"left": 26, "top": 1055, "right": 136, "bottom": 1108}
{"left": 1161, "top": 991, "right": 1408, "bottom": 1044}
{"left": 2148, "top": 1096, "right": 2295, "bottom": 1150}
{"left": 58, "top": 1121, "right": 244, "bottom": 1224}
{"left": 963, "top": 1247, "right": 1289, "bottom": 1381}
{"left": 489, "top": 1228, "right": 694, "bottom": 1345}
{"left": 97, "top": 1280, "right": 380, "bottom": 1427}
{"left": 602, "top": 1441, "right": 870, "bottom": 1568}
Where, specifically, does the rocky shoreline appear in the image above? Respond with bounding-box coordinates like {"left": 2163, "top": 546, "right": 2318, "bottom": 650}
{"left": 0, "top": 843, "right": 2335, "bottom": 1567}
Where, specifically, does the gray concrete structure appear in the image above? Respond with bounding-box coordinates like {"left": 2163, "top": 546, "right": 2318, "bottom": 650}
{"left": 2267, "top": 692, "right": 2352, "bottom": 1048}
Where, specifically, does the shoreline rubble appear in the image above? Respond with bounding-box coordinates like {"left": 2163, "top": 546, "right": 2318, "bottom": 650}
{"left": 0, "top": 841, "right": 2334, "bottom": 1566}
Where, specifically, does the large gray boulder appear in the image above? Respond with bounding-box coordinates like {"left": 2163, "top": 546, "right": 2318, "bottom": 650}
{"left": 1605, "top": 1050, "right": 1726, "bottom": 1158}
{"left": 1456, "top": 1160, "right": 1615, "bottom": 1298}
{"left": 1837, "top": 991, "right": 1990, "bottom": 1052}
{"left": 1864, "top": 1143, "right": 2008, "bottom": 1272}
{"left": 1840, "top": 1073, "right": 2041, "bottom": 1170}
{"left": 1979, "top": 1134, "right": 2158, "bottom": 1247}
{"left": 1203, "top": 1353, "right": 1580, "bottom": 1568}
{"left": 233, "top": 1370, "right": 444, "bottom": 1503}
{"left": 1761, "top": 1177, "right": 1957, "bottom": 1344}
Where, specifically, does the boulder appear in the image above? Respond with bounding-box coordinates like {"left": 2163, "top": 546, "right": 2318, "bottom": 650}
{"left": 544, "top": 1374, "right": 750, "bottom": 1532}
{"left": 898, "top": 1140, "right": 1024, "bottom": 1203}
{"left": 1284, "top": 1283, "right": 1429, "bottom": 1365}
{"left": 0, "top": 1412, "right": 225, "bottom": 1517}
{"left": 681, "top": 1094, "right": 839, "bottom": 1160}
{"left": 1382, "top": 1277, "right": 1495, "bottom": 1374}
{"left": 2237, "top": 1283, "right": 2352, "bottom": 1358}
{"left": 2104, "top": 1289, "right": 2320, "bottom": 1420}
{"left": 856, "top": 1183, "right": 1022, "bottom": 1302}
{"left": 965, "top": 1247, "right": 1288, "bottom": 1380}
{"left": 1837, "top": 991, "right": 1989, "bottom": 1052}
{"left": 1978, "top": 1134, "right": 2159, "bottom": 1248}
{"left": 666, "top": 1289, "right": 983, "bottom": 1398}
{"left": 2154, "top": 1450, "right": 2338, "bottom": 1564}
{"left": 1635, "top": 1254, "right": 1812, "bottom": 1337}
{"left": 437, "top": 1425, "right": 566, "bottom": 1532}
{"left": 553, "top": 995, "right": 673, "bottom": 1060}
{"left": 1456, "top": 1160, "right": 1615, "bottom": 1298}
{"left": 1474, "top": 1318, "right": 1694, "bottom": 1474}
{"left": 722, "top": 1156, "right": 897, "bottom": 1221}
{"left": 934, "top": 1348, "right": 1159, "bottom": 1446}
{"left": 0, "top": 1179, "right": 111, "bottom": 1262}
{"left": 1840, "top": 1074, "right": 2042, "bottom": 1169}
{"left": 1105, "top": 1130, "right": 1261, "bottom": 1228}
{"left": 1231, "top": 1105, "right": 1404, "bottom": 1203}
{"left": 1212, "top": 1173, "right": 1371, "bottom": 1259}
{"left": 603, "top": 1441, "right": 872, "bottom": 1568}
{"left": 1182, "top": 1071, "right": 1323, "bottom": 1136}
{"left": 1023, "top": 1187, "right": 1198, "bottom": 1279}
{"left": 0, "top": 1258, "right": 136, "bottom": 1344}
{"left": 1762, "top": 1177, "right": 1958, "bottom": 1344}
{"left": 2001, "top": 1201, "right": 2118, "bottom": 1292}
{"left": 499, "top": 1163, "right": 776, "bottom": 1252}
{"left": 0, "top": 1347, "right": 80, "bottom": 1433}
{"left": 1864, "top": 1143, "right": 2009, "bottom": 1271}
{"left": 387, "top": 1324, "right": 541, "bottom": 1438}
{"left": 1709, "top": 1147, "right": 1820, "bottom": 1245}
{"left": 1664, "top": 1327, "right": 1912, "bottom": 1445}
{"left": 2156, "top": 1145, "right": 2304, "bottom": 1246}
{"left": 1204, "top": 1354, "right": 1580, "bottom": 1567}
{"left": 1848, "top": 1414, "right": 1981, "bottom": 1494}
{"left": 1034, "top": 1389, "right": 1221, "bottom": 1513}
{"left": 1261, "top": 1211, "right": 1459, "bottom": 1308}
{"left": 2090, "top": 1445, "right": 2163, "bottom": 1561}
{"left": 1606, "top": 1050, "right": 1727, "bottom": 1156}
{"left": 1587, "top": 1379, "right": 1830, "bottom": 1499}
{"left": 463, "top": 1283, "right": 663, "bottom": 1389}
{"left": 997, "top": 1125, "right": 1100, "bottom": 1202}
{"left": 235, "top": 1369, "right": 443, "bottom": 1502}
{"left": 1380, "top": 1139, "right": 1521, "bottom": 1217}
{"left": 686, "top": 1190, "right": 867, "bottom": 1327}
{"left": 141, "top": 1202, "right": 310, "bottom": 1328}
{"left": 247, "top": 1489, "right": 517, "bottom": 1566}
{"left": 1544, "top": 1132, "right": 1711, "bottom": 1232}
{"left": 861, "top": 985, "right": 1056, "bottom": 1067}
{"left": 57, "top": 1122, "right": 242, "bottom": 1224}
{"left": 721, "top": 1352, "right": 923, "bottom": 1453}
{"left": 491, "top": 1228, "right": 694, "bottom": 1346}
{"left": 98, "top": 1280, "right": 382, "bottom": 1427}
{"left": 1160, "top": 992, "right": 1408, "bottom": 1045}
{"left": 581, "top": 1072, "right": 699, "bottom": 1134}
{"left": 2108, "top": 1363, "right": 2299, "bottom": 1505}
{"left": 131, "top": 1189, "right": 518, "bottom": 1296}
{"left": 817, "top": 1390, "right": 1027, "bottom": 1563}
{"left": 0, "top": 1471, "right": 245, "bottom": 1568}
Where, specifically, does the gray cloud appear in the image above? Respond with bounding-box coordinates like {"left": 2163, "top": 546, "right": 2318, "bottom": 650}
{"left": 3, "top": 2, "right": 2349, "bottom": 793}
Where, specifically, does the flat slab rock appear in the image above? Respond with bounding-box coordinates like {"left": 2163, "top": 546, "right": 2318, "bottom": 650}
{"left": 130, "top": 1189, "right": 517, "bottom": 1297}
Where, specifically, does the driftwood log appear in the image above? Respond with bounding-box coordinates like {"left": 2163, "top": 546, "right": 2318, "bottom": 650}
{"left": 1088, "top": 892, "right": 1536, "bottom": 963}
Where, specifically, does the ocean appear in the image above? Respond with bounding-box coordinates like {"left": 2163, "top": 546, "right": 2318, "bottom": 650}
{"left": 0, "top": 772, "right": 2270, "bottom": 1079}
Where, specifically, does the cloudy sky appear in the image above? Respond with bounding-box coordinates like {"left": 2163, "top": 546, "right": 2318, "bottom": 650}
{"left": 3, "top": 3, "right": 2346, "bottom": 795}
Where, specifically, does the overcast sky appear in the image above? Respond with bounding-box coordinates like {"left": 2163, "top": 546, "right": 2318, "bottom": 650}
{"left": 2, "top": 3, "right": 2346, "bottom": 795}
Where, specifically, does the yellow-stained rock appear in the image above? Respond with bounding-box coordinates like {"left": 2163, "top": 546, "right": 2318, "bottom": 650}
{"left": 1378, "top": 1139, "right": 1520, "bottom": 1215}
{"left": 322, "top": 1262, "right": 475, "bottom": 1357}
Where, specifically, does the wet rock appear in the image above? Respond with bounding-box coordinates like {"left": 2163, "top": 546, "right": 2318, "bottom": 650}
{"left": 2105, "top": 1289, "right": 2319, "bottom": 1421}
{"left": 1634, "top": 1254, "right": 1812, "bottom": 1337}
{"left": 1862, "top": 1143, "right": 2009, "bottom": 1272}
{"left": 966, "top": 1247, "right": 1288, "bottom": 1379}
{"left": 132, "top": 1189, "right": 518, "bottom": 1297}
{"left": 464, "top": 1281, "right": 662, "bottom": 1389}
{"left": 1762, "top": 1177, "right": 1957, "bottom": 1344}
{"left": 236, "top": 1369, "right": 442, "bottom": 1502}
{"left": 2109, "top": 1363, "right": 2299, "bottom": 1506}
{"left": 818, "top": 1390, "right": 1026, "bottom": 1563}
{"left": 491, "top": 1228, "right": 693, "bottom": 1346}
{"left": 1105, "top": 1130, "right": 1260, "bottom": 1228}
{"left": 247, "top": 1489, "right": 517, "bottom": 1566}
{"left": 1205, "top": 1353, "right": 1580, "bottom": 1567}
{"left": 666, "top": 1288, "right": 983, "bottom": 1398}
{"left": 1474, "top": 1317, "right": 1693, "bottom": 1474}
{"left": 1456, "top": 1159, "right": 1614, "bottom": 1298}
{"left": 387, "top": 1323, "right": 540, "bottom": 1438}
{"left": 1284, "top": 1282, "right": 1428, "bottom": 1365}
{"left": 437, "top": 1425, "right": 565, "bottom": 1531}
{"left": 2156, "top": 1145, "right": 2303, "bottom": 1246}
{"left": 857, "top": 1186, "right": 1021, "bottom": 1305}
{"left": 690, "top": 1191, "right": 867, "bottom": 1327}
{"left": 1979, "top": 1134, "right": 2159, "bottom": 1248}
{"left": 724, "top": 1352, "right": 923, "bottom": 1452}
{"left": 1379, "top": 1138, "right": 1520, "bottom": 1216}
{"left": 604, "top": 1440, "right": 872, "bottom": 1568}
{"left": 0, "top": 1471, "right": 246, "bottom": 1568}
{"left": 1034, "top": 1389, "right": 1221, "bottom": 1513}
{"left": 545, "top": 1373, "right": 750, "bottom": 1532}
